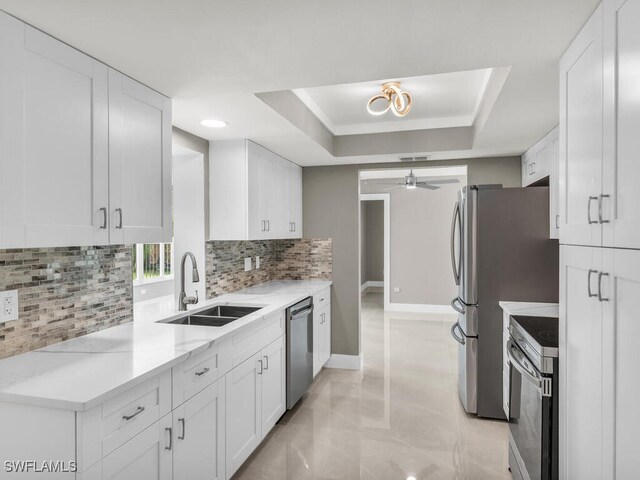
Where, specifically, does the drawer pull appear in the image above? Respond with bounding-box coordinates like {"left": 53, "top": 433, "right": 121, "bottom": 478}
{"left": 122, "top": 406, "right": 145, "bottom": 421}
{"left": 165, "top": 427, "right": 173, "bottom": 451}
{"left": 195, "top": 367, "right": 210, "bottom": 377}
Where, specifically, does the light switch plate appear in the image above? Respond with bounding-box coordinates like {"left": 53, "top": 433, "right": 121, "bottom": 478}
{"left": 255, "top": 256, "right": 260, "bottom": 269}
{"left": 393, "top": 287, "right": 401, "bottom": 293}
{"left": 1, "top": 289, "right": 19, "bottom": 324}
{"left": 244, "top": 257, "right": 252, "bottom": 272}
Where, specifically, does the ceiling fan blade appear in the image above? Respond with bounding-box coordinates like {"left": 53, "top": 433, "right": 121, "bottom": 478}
{"left": 382, "top": 185, "right": 403, "bottom": 191}
{"left": 415, "top": 184, "right": 440, "bottom": 190}
{"left": 416, "top": 178, "right": 460, "bottom": 185}
{"left": 378, "top": 182, "right": 404, "bottom": 186}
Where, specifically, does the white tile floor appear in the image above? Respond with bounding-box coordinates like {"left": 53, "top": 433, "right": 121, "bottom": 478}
{"left": 233, "top": 290, "right": 510, "bottom": 479}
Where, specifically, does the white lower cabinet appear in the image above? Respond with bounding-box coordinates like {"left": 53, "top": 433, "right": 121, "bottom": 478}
{"left": 225, "top": 352, "right": 262, "bottom": 477}
{"left": 560, "top": 245, "right": 640, "bottom": 479}
{"left": 173, "top": 381, "right": 225, "bottom": 480}
{"left": 313, "top": 304, "right": 331, "bottom": 377}
{"left": 225, "top": 336, "right": 286, "bottom": 479}
{"left": 80, "top": 414, "right": 173, "bottom": 480}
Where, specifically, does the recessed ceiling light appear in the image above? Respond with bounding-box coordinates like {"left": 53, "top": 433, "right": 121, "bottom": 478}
{"left": 200, "top": 119, "right": 227, "bottom": 128}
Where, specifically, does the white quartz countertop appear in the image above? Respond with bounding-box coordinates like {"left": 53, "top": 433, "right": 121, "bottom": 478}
{"left": 499, "top": 301, "right": 559, "bottom": 318}
{"left": 0, "top": 280, "right": 331, "bottom": 412}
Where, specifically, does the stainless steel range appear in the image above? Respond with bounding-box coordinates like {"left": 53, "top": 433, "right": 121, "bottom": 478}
{"left": 507, "top": 315, "right": 559, "bottom": 480}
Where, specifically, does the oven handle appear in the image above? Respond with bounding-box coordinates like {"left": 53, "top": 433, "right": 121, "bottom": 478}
{"left": 506, "top": 339, "right": 542, "bottom": 393}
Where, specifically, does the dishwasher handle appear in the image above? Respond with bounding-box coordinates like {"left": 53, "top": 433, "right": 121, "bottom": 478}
{"left": 290, "top": 305, "right": 314, "bottom": 318}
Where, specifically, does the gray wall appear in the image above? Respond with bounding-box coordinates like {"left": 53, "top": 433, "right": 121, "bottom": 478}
{"left": 303, "top": 156, "right": 521, "bottom": 357}
{"left": 361, "top": 201, "right": 384, "bottom": 284}
{"left": 362, "top": 176, "right": 464, "bottom": 305}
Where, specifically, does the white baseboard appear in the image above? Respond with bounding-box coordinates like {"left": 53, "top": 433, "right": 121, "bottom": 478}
{"left": 324, "top": 354, "right": 363, "bottom": 370}
{"left": 386, "top": 303, "right": 456, "bottom": 314}
{"left": 360, "top": 280, "right": 384, "bottom": 292}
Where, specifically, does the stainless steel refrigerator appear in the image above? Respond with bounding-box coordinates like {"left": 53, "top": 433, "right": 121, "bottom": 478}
{"left": 449, "top": 185, "right": 559, "bottom": 419}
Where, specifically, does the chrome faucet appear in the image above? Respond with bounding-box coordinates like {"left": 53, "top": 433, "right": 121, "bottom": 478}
{"left": 179, "top": 251, "right": 200, "bottom": 311}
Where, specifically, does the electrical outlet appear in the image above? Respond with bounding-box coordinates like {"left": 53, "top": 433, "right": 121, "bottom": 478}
{"left": 255, "top": 256, "right": 260, "bottom": 269}
{"left": 393, "top": 287, "right": 401, "bottom": 293}
{"left": 0, "top": 289, "right": 19, "bottom": 324}
{"left": 244, "top": 257, "right": 252, "bottom": 272}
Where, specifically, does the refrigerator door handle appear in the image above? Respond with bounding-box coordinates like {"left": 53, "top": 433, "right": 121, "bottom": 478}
{"left": 451, "top": 297, "right": 466, "bottom": 314}
{"left": 450, "top": 321, "right": 466, "bottom": 345}
{"left": 451, "top": 201, "right": 461, "bottom": 286}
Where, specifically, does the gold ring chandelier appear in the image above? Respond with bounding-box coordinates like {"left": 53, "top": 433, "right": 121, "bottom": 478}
{"left": 367, "top": 82, "right": 412, "bottom": 117}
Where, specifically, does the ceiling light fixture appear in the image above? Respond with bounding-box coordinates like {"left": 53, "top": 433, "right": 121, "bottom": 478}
{"left": 367, "top": 82, "right": 412, "bottom": 117}
{"left": 200, "top": 119, "right": 227, "bottom": 128}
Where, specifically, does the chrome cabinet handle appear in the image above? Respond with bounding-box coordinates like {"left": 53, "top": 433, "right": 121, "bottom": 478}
{"left": 293, "top": 222, "right": 296, "bottom": 232}
{"left": 261, "top": 220, "right": 265, "bottom": 232}
{"left": 115, "top": 208, "right": 123, "bottom": 229}
{"left": 178, "top": 418, "right": 185, "bottom": 440}
{"left": 99, "top": 207, "right": 107, "bottom": 229}
{"left": 267, "top": 220, "right": 270, "bottom": 231}
{"left": 555, "top": 215, "right": 560, "bottom": 229}
{"left": 598, "top": 272, "right": 610, "bottom": 302}
{"left": 122, "top": 406, "right": 145, "bottom": 421}
{"left": 588, "top": 269, "right": 598, "bottom": 298}
{"left": 195, "top": 367, "right": 210, "bottom": 377}
{"left": 258, "top": 359, "right": 263, "bottom": 374}
{"left": 598, "top": 194, "right": 610, "bottom": 224}
{"left": 587, "top": 196, "right": 599, "bottom": 224}
{"left": 450, "top": 297, "right": 466, "bottom": 314}
{"left": 263, "top": 355, "right": 269, "bottom": 370}
{"left": 165, "top": 427, "right": 173, "bottom": 451}
{"left": 450, "top": 322, "right": 465, "bottom": 345}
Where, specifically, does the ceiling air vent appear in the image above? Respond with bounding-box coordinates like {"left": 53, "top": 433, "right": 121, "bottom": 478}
{"left": 399, "top": 155, "right": 431, "bottom": 162}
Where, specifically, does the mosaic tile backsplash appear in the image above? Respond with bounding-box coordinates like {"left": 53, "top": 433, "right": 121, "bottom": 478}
{"left": 206, "top": 239, "right": 332, "bottom": 298}
{"left": 0, "top": 246, "right": 133, "bottom": 359}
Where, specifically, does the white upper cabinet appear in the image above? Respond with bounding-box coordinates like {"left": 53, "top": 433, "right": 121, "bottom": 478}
{"left": 108, "top": 70, "right": 172, "bottom": 245}
{"left": 559, "top": 0, "right": 640, "bottom": 249}
{"left": 522, "top": 126, "right": 560, "bottom": 239}
{"left": 210, "top": 139, "right": 303, "bottom": 240}
{"left": 0, "top": 15, "right": 110, "bottom": 248}
{"left": 287, "top": 163, "right": 303, "bottom": 238}
{"left": 521, "top": 127, "right": 556, "bottom": 188}
{"left": 0, "top": 12, "right": 172, "bottom": 248}
{"left": 601, "top": 0, "right": 640, "bottom": 249}
{"left": 559, "top": 4, "right": 604, "bottom": 247}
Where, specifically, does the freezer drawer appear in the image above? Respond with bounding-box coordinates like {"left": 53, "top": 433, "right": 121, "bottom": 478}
{"left": 452, "top": 327, "right": 478, "bottom": 415}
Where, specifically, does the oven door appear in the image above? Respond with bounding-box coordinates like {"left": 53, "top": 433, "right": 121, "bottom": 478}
{"left": 507, "top": 339, "right": 554, "bottom": 480}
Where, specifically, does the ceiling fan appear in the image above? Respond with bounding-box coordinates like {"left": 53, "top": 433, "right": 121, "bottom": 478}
{"left": 381, "top": 170, "right": 460, "bottom": 191}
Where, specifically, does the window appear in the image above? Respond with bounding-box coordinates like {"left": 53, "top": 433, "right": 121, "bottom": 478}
{"left": 133, "top": 243, "right": 173, "bottom": 284}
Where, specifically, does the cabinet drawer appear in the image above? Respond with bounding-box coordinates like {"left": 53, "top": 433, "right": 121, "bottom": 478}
{"left": 228, "top": 310, "right": 284, "bottom": 371}
{"left": 77, "top": 370, "right": 171, "bottom": 471}
{"left": 173, "top": 342, "right": 219, "bottom": 407}
{"left": 313, "top": 287, "right": 331, "bottom": 311}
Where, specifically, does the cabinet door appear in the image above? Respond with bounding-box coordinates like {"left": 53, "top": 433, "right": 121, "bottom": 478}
{"left": 0, "top": 17, "right": 109, "bottom": 248}
{"left": 521, "top": 150, "right": 531, "bottom": 187}
{"left": 601, "top": 248, "right": 640, "bottom": 479}
{"left": 312, "top": 307, "right": 321, "bottom": 377}
{"left": 173, "top": 381, "right": 225, "bottom": 480}
{"left": 261, "top": 336, "right": 286, "bottom": 437}
{"left": 289, "top": 162, "right": 303, "bottom": 238}
{"left": 318, "top": 306, "right": 331, "bottom": 367}
{"left": 260, "top": 148, "right": 279, "bottom": 239}
{"left": 247, "top": 141, "right": 265, "bottom": 240}
{"left": 560, "top": 245, "right": 604, "bottom": 480}
{"left": 101, "top": 414, "right": 172, "bottom": 480}
{"left": 602, "top": 0, "right": 640, "bottom": 249}
{"left": 550, "top": 133, "right": 560, "bottom": 239}
{"left": 108, "top": 69, "right": 172, "bottom": 245}
{"left": 225, "top": 352, "right": 262, "bottom": 478}
{"left": 559, "top": 5, "right": 604, "bottom": 247}
{"left": 532, "top": 135, "right": 553, "bottom": 185}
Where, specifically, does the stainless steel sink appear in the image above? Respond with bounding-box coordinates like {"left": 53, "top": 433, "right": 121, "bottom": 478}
{"left": 161, "top": 304, "right": 262, "bottom": 327}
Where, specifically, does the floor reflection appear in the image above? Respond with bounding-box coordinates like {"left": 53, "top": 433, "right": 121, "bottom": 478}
{"left": 233, "top": 289, "right": 510, "bottom": 480}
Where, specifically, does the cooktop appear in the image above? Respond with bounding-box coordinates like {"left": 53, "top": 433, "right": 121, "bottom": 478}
{"left": 510, "top": 314, "right": 559, "bottom": 362}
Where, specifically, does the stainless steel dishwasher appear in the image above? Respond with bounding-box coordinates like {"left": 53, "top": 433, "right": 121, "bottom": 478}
{"left": 286, "top": 297, "right": 314, "bottom": 409}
